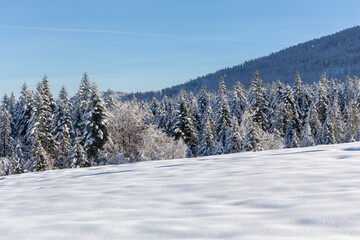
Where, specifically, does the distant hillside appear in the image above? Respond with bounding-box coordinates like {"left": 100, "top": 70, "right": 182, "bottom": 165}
{"left": 130, "top": 26, "right": 360, "bottom": 100}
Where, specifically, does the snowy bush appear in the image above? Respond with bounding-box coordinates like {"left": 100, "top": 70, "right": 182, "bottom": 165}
{"left": 106, "top": 100, "right": 185, "bottom": 162}
{"left": 139, "top": 126, "right": 186, "bottom": 161}
{"left": 0, "top": 157, "right": 10, "bottom": 176}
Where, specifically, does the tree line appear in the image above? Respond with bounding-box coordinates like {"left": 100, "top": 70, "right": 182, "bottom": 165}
{"left": 0, "top": 73, "right": 186, "bottom": 175}
{"left": 1, "top": 70, "right": 360, "bottom": 175}
{"left": 149, "top": 71, "right": 360, "bottom": 157}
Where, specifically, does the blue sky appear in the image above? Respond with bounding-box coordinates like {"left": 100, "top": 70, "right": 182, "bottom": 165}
{"left": 0, "top": 0, "right": 359, "bottom": 97}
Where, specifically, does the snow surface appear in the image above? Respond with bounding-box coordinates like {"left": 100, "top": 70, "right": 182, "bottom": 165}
{"left": 1, "top": 143, "right": 360, "bottom": 239}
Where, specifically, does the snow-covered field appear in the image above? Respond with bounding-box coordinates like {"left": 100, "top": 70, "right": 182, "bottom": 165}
{"left": 1, "top": 143, "right": 360, "bottom": 239}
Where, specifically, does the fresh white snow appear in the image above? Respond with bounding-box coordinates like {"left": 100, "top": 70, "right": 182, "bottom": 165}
{"left": 1, "top": 142, "right": 360, "bottom": 239}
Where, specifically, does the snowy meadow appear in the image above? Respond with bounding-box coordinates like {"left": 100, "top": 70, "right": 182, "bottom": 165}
{"left": 1, "top": 142, "right": 360, "bottom": 239}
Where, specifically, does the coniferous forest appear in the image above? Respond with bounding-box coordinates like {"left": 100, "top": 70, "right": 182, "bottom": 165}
{"left": 1, "top": 70, "right": 360, "bottom": 175}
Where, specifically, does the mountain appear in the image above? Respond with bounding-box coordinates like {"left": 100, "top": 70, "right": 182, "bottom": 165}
{"left": 131, "top": 26, "right": 360, "bottom": 100}
{"left": 1, "top": 142, "right": 360, "bottom": 239}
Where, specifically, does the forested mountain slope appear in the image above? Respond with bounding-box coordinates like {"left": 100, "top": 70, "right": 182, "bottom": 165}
{"left": 132, "top": 26, "right": 360, "bottom": 100}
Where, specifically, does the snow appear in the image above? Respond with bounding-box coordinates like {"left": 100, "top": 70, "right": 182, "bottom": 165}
{"left": 1, "top": 142, "right": 360, "bottom": 239}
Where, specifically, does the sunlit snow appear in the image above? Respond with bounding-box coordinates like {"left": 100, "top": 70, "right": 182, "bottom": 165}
{"left": 1, "top": 142, "right": 360, "bottom": 239}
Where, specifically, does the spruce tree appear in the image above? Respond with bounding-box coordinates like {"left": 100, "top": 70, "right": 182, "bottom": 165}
{"left": 14, "top": 83, "right": 33, "bottom": 143}
{"left": 214, "top": 76, "right": 232, "bottom": 154}
{"left": 197, "top": 105, "right": 216, "bottom": 156}
{"left": 285, "top": 123, "right": 300, "bottom": 148}
{"left": 248, "top": 71, "right": 269, "bottom": 130}
{"left": 322, "top": 117, "right": 336, "bottom": 144}
{"left": 230, "top": 81, "right": 247, "bottom": 125}
{"left": 344, "top": 101, "right": 360, "bottom": 142}
{"left": 70, "top": 134, "right": 88, "bottom": 168}
{"left": 30, "top": 76, "right": 57, "bottom": 162}
{"left": 29, "top": 80, "right": 57, "bottom": 166}
{"left": 242, "top": 120, "right": 262, "bottom": 152}
{"left": 300, "top": 117, "right": 315, "bottom": 147}
{"left": 12, "top": 139, "right": 24, "bottom": 173}
{"left": 104, "top": 89, "right": 116, "bottom": 110}
{"left": 268, "top": 80, "right": 285, "bottom": 135}
{"left": 225, "top": 116, "right": 242, "bottom": 153}
{"left": 150, "top": 96, "right": 159, "bottom": 125}
{"left": 282, "top": 85, "right": 301, "bottom": 135}
{"left": 52, "top": 87, "right": 73, "bottom": 168}
{"left": 31, "top": 132, "right": 49, "bottom": 171}
{"left": 0, "top": 98, "right": 13, "bottom": 157}
{"left": 10, "top": 152, "right": 21, "bottom": 174}
{"left": 327, "top": 96, "right": 344, "bottom": 143}
{"left": 82, "top": 84, "right": 109, "bottom": 163}
{"left": 316, "top": 72, "right": 330, "bottom": 124}
{"left": 308, "top": 102, "right": 322, "bottom": 144}
{"left": 172, "top": 89, "right": 198, "bottom": 157}
{"left": 73, "top": 73, "right": 92, "bottom": 144}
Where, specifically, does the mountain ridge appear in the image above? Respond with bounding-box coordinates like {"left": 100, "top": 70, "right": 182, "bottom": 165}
{"left": 130, "top": 26, "right": 360, "bottom": 100}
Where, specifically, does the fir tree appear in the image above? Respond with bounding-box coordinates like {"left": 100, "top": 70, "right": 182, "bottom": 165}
{"left": 157, "top": 95, "right": 169, "bottom": 130}
{"left": 344, "top": 101, "right": 360, "bottom": 142}
{"left": 308, "top": 102, "right": 322, "bottom": 144}
{"left": 322, "top": 117, "right": 336, "bottom": 144}
{"left": 14, "top": 83, "right": 33, "bottom": 142}
{"left": 268, "top": 80, "right": 285, "bottom": 135}
{"left": 28, "top": 80, "right": 57, "bottom": 166}
{"left": 316, "top": 72, "right": 330, "bottom": 124}
{"left": 214, "top": 76, "right": 232, "bottom": 154}
{"left": 327, "top": 96, "right": 344, "bottom": 143}
{"left": 0, "top": 99, "right": 13, "bottom": 157}
{"left": 70, "top": 135, "right": 88, "bottom": 168}
{"left": 300, "top": 118, "right": 315, "bottom": 147}
{"left": 285, "top": 123, "right": 300, "bottom": 148}
{"left": 225, "top": 116, "right": 242, "bottom": 153}
{"left": 293, "top": 71, "right": 309, "bottom": 126}
{"left": 104, "top": 89, "right": 116, "bottom": 109}
{"left": 82, "top": 84, "right": 109, "bottom": 163}
{"left": 33, "top": 76, "right": 57, "bottom": 162}
{"left": 52, "top": 87, "right": 73, "bottom": 168}
{"left": 230, "top": 81, "right": 247, "bottom": 125}
{"left": 73, "top": 73, "right": 92, "bottom": 144}
{"left": 150, "top": 96, "right": 159, "bottom": 124}
{"left": 248, "top": 71, "right": 269, "bottom": 130}
{"left": 10, "top": 152, "right": 21, "bottom": 174}
{"left": 242, "top": 120, "right": 262, "bottom": 152}
{"left": 282, "top": 85, "right": 301, "bottom": 135}
{"left": 197, "top": 86, "right": 210, "bottom": 119}
{"left": 31, "top": 132, "right": 50, "bottom": 171}
{"left": 172, "top": 89, "right": 198, "bottom": 157}
{"left": 197, "top": 105, "right": 216, "bottom": 156}
{"left": 12, "top": 139, "right": 24, "bottom": 173}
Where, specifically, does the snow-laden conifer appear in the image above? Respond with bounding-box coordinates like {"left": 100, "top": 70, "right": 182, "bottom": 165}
{"left": 300, "top": 117, "right": 315, "bottom": 147}
{"left": 172, "top": 89, "right": 198, "bottom": 157}
{"left": 230, "top": 81, "right": 247, "bottom": 125}
{"left": 225, "top": 116, "right": 242, "bottom": 153}
{"left": 214, "top": 76, "right": 232, "bottom": 154}
{"left": 70, "top": 135, "right": 88, "bottom": 168}
{"left": 248, "top": 71, "right": 269, "bottom": 130}
{"left": 31, "top": 132, "right": 50, "bottom": 171}
{"left": 0, "top": 98, "right": 13, "bottom": 157}
{"left": 285, "top": 123, "right": 300, "bottom": 148}
{"left": 73, "top": 73, "right": 92, "bottom": 144}
{"left": 242, "top": 120, "right": 262, "bottom": 152}
{"left": 82, "top": 84, "right": 109, "bottom": 164}
{"left": 197, "top": 105, "right": 216, "bottom": 156}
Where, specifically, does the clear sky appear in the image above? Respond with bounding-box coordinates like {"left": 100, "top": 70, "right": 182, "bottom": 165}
{"left": 0, "top": 0, "right": 359, "bottom": 97}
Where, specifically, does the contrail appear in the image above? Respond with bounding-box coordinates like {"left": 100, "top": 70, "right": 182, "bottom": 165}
{"left": 0, "top": 25, "right": 176, "bottom": 37}
{"left": 0, "top": 25, "right": 286, "bottom": 44}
